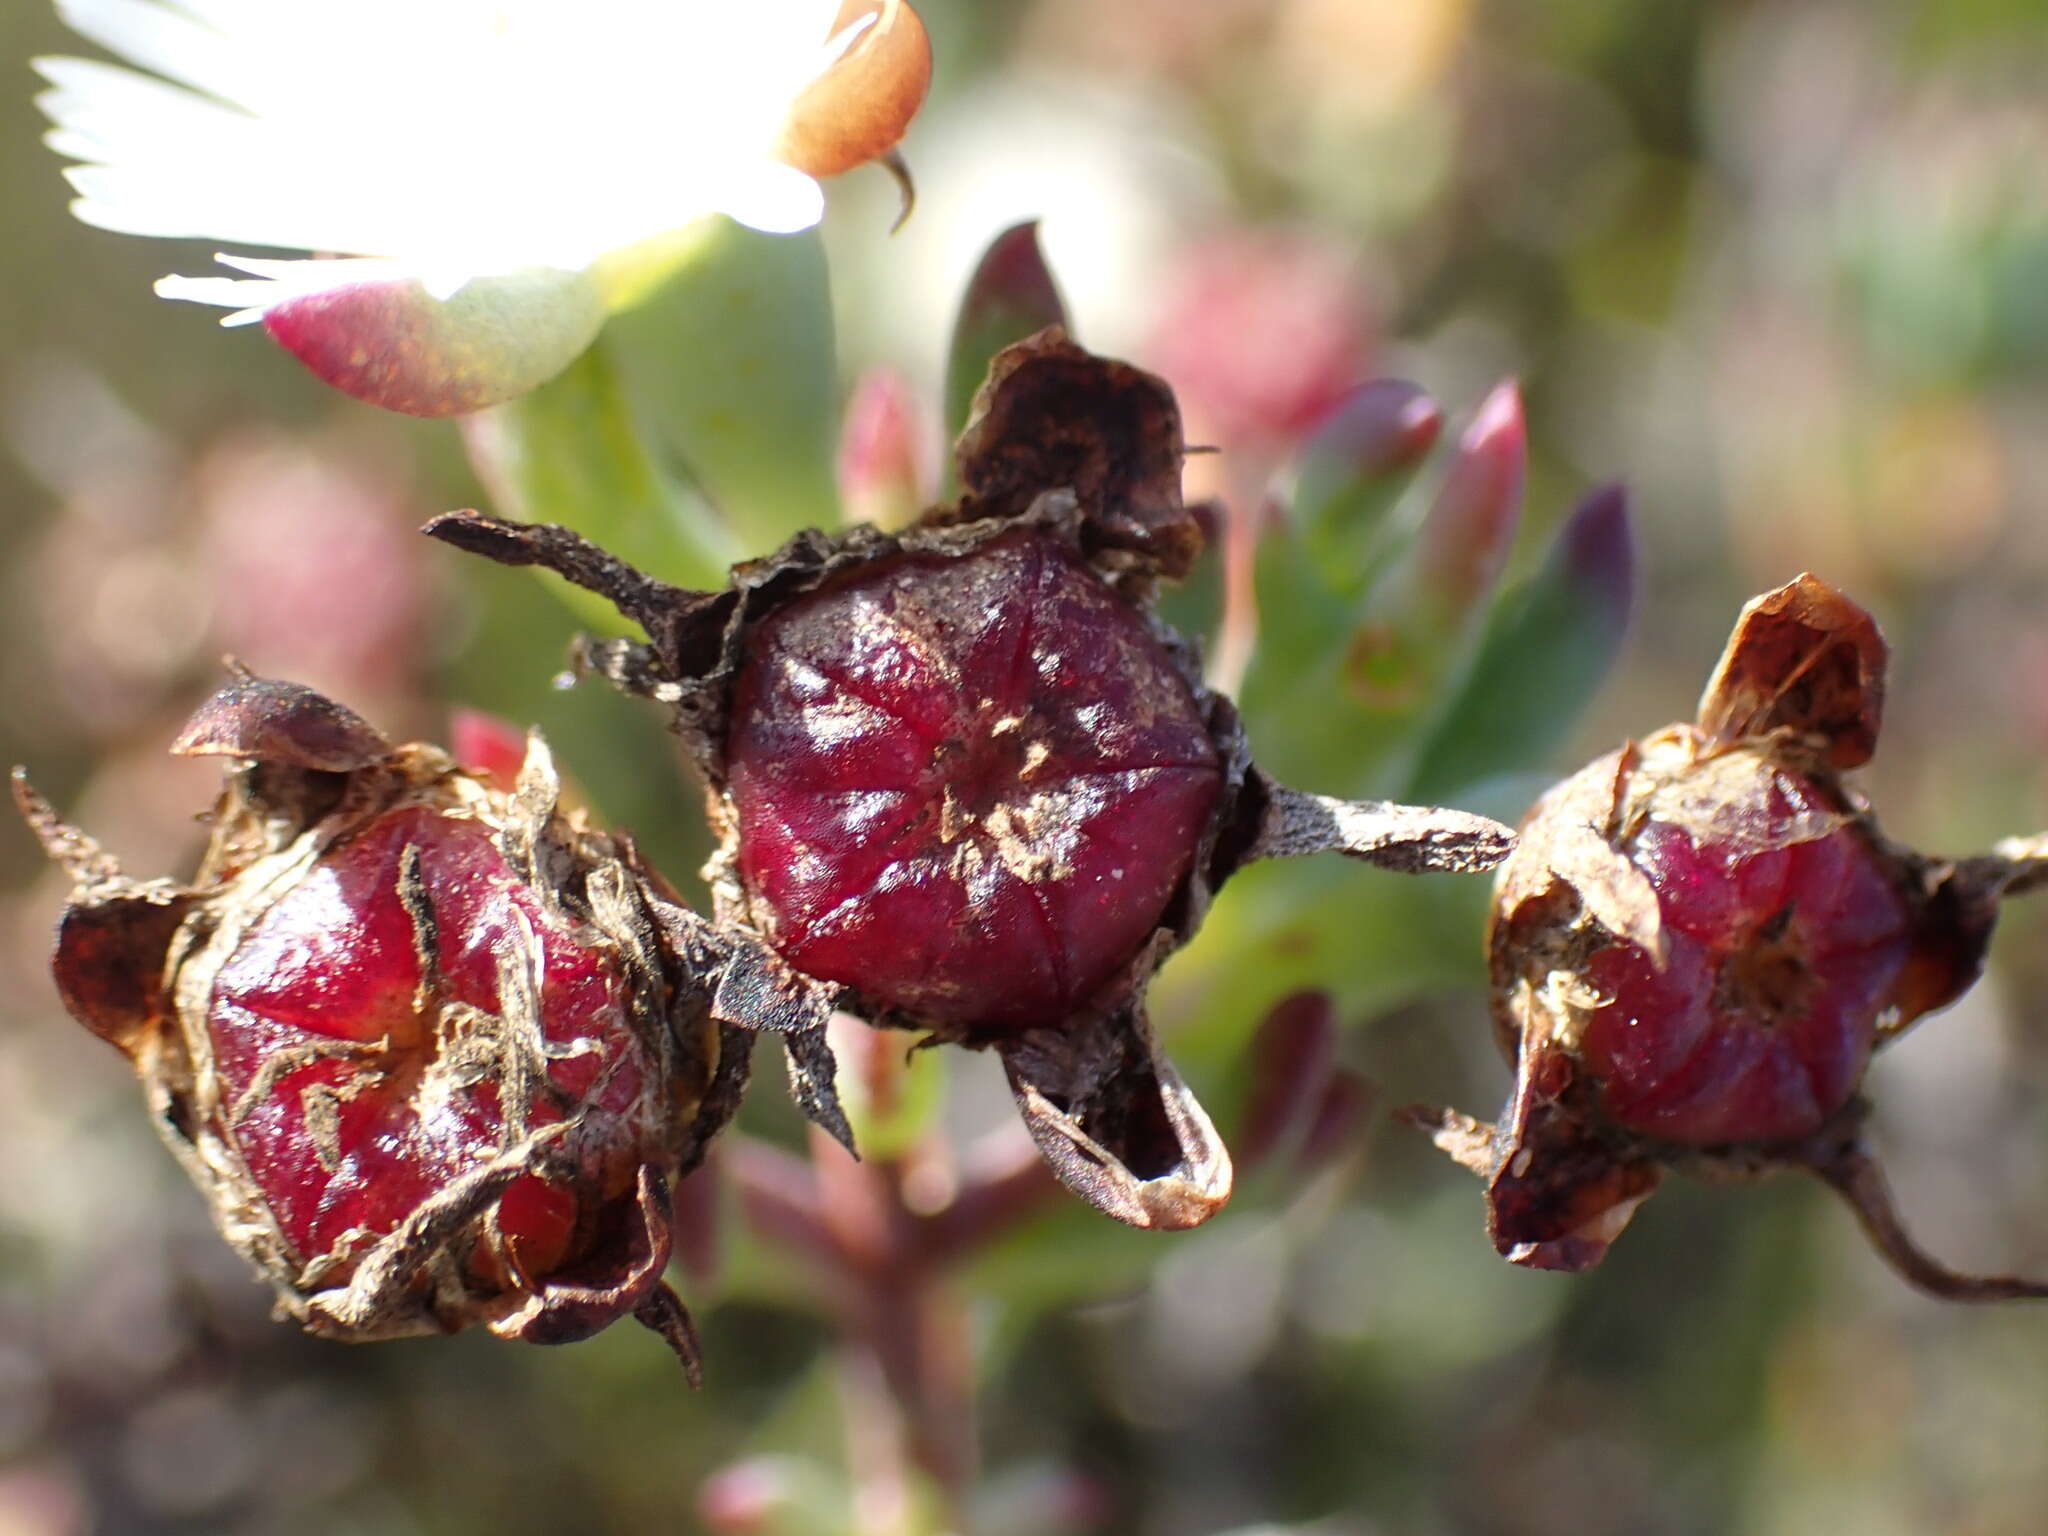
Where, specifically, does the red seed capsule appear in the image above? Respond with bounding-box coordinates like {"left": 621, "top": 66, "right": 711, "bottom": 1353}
{"left": 1412, "top": 575, "right": 2048, "bottom": 1298}
{"left": 1508, "top": 736, "right": 1917, "bottom": 1147}
{"left": 16, "top": 678, "right": 744, "bottom": 1372}
{"left": 727, "top": 533, "right": 1222, "bottom": 1036}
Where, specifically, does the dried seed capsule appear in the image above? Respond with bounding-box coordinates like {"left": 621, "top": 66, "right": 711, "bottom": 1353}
{"left": 15, "top": 677, "right": 753, "bottom": 1374}
{"left": 427, "top": 331, "right": 1515, "bottom": 1232}
{"left": 1410, "top": 576, "right": 2048, "bottom": 1298}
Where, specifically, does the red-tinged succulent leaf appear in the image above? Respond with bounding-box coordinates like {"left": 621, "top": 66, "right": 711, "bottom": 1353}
{"left": 775, "top": 0, "right": 932, "bottom": 180}
{"left": 1288, "top": 379, "right": 1443, "bottom": 553}
{"left": 1295, "top": 1069, "right": 1373, "bottom": 1177}
{"left": 1236, "top": 990, "right": 1338, "bottom": 1172}
{"left": 264, "top": 267, "right": 604, "bottom": 418}
{"left": 1696, "top": 573, "right": 1887, "bottom": 770}
{"left": 1405, "top": 482, "right": 1637, "bottom": 801}
{"left": 727, "top": 534, "right": 1223, "bottom": 1036}
{"left": 1416, "top": 380, "right": 1526, "bottom": 613}
{"left": 1307, "top": 380, "right": 1444, "bottom": 478}
{"left": 944, "top": 223, "right": 1071, "bottom": 447}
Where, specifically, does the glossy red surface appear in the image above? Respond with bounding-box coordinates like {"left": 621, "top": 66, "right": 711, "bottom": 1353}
{"left": 207, "top": 808, "right": 647, "bottom": 1278}
{"left": 728, "top": 535, "right": 1222, "bottom": 1031}
{"left": 1579, "top": 771, "right": 1914, "bottom": 1144}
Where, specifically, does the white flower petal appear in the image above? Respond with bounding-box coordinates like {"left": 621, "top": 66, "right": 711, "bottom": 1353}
{"left": 54, "top": 0, "right": 266, "bottom": 111}
{"left": 156, "top": 254, "right": 421, "bottom": 322}
{"left": 42, "top": 0, "right": 864, "bottom": 304}
{"left": 716, "top": 162, "right": 829, "bottom": 236}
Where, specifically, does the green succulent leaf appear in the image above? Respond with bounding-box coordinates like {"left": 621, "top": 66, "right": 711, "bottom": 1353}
{"left": 600, "top": 219, "right": 840, "bottom": 554}
{"left": 1159, "top": 857, "right": 1492, "bottom": 1060}
{"left": 465, "top": 340, "right": 736, "bottom": 618}
{"left": 1404, "top": 483, "right": 1636, "bottom": 802}
{"left": 1239, "top": 383, "right": 1529, "bottom": 795}
{"left": 942, "top": 222, "right": 1070, "bottom": 463}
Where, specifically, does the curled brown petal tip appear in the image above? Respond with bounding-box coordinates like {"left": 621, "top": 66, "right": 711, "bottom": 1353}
{"left": 776, "top": 0, "right": 933, "bottom": 181}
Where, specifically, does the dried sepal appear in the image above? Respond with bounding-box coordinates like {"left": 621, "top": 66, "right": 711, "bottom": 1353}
{"left": 13, "top": 770, "right": 193, "bottom": 1056}
{"left": 684, "top": 907, "right": 854, "bottom": 1155}
{"left": 425, "top": 334, "right": 1514, "bottom": 1232}
{"left": 1401, "top": 1054, "right": 1663, "bottom": 1275}
{"left": 1001, "top": 1000, "right": 1233, "bottom": 1232}
{"left": 948, "top": 328, "right": 1202, "bottom": 581}
{"left": 1696, "top": 572, "right": 1887, "bottom": 770}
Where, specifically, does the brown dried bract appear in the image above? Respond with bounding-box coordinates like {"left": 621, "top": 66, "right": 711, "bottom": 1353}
{"left": 1696, "top": 572, "right": 1887, "bottom": 770}
{"left": 949, "top": 329, "right": 1203, "bottom": 582}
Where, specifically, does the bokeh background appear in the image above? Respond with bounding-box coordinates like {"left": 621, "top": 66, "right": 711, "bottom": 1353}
{"left": 6, "top": 2, "right": 2048, "bottom": 1532}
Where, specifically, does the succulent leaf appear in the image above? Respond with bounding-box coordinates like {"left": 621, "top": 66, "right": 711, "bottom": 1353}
{"left": 943, "top": 222, "right": 1070, "bottom": 456}
{"left": 1405, "top": 483, "right": 1637, "bottom": 800}
{"left": 600, "top": 221, "right": 840, "bottom": 555}
{"left": 263, "top": 266, "right": 605, "bottom": 418}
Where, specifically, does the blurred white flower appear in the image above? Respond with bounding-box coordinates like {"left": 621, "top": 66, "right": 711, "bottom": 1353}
{"left": 34, "top": 0, "right": 930, "bottom": 411}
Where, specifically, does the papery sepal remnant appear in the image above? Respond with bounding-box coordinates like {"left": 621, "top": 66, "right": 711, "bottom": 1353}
{"left": 1415, "top": 573, "right": 2048, "bottom": 1298}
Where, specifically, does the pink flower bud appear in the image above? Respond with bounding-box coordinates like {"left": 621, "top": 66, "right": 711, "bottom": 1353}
{"left": 837, "top": 368, "right": 931, "bottom": 530}
{"left": 448, "top": 707, "right": 530, "bottom": 790}
{"left": 1144, "top": 227, "right": 1375, "bottom": 452}
{"left": 1416, "top": 380, "right": 1525, "bottom": 613}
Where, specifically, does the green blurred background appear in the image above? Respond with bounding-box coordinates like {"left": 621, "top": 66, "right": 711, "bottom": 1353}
{"left": 6, "top": 2, "right": 2048, "bottom": 1532}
